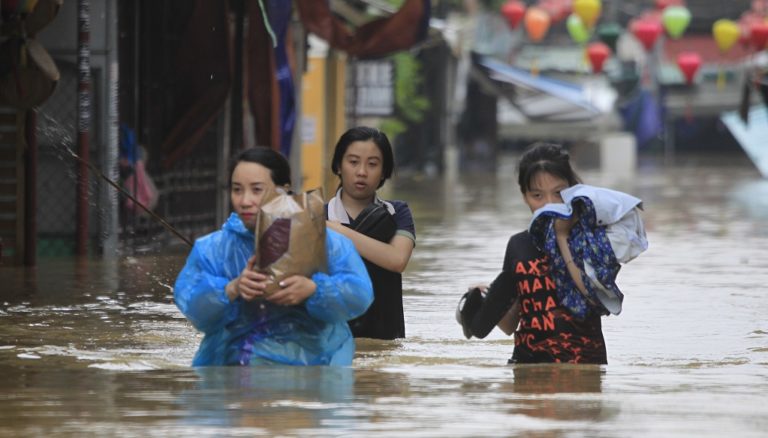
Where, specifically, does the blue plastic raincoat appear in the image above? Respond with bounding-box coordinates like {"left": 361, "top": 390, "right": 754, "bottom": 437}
{"left": 174, "top": 213, "right": 373, "bottom": 366}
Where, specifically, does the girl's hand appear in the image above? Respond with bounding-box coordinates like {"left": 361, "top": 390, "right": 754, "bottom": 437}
{"left": 266, "top": 275, "right": 317, "bottom": 306}
{"left": 554, "top": 215, "right": 578, "bottom": 238}
{"left": 467, "top": 284, "right": 489, "bottom": 294}
{"left": 226, "top": 255, "right": 269, "bottom": 302}
{"left": 497, "top": 299, "right": 521, "bottom": 336}
{"left": 325, "top": 220, "right": 342, "bottom": 232}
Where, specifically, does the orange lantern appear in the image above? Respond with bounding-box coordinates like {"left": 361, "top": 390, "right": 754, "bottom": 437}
{"left": 524, "top": 7, "right": 551, "bottom": 42}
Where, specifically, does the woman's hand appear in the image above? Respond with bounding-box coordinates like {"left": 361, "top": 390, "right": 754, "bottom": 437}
{"left": 266, "top": 275, "right": 317, "bottom": 306}
{"left": 226, "top": 255, "right": 269, "bottom": 302}
{"left": 225, "top": 256, "right": 317, "bottom": 305}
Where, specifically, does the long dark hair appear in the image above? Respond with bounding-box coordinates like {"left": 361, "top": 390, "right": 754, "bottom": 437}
{"left": 229, "top": 147, "right": 291, "bottom": 187}
{"left": 517, "top": 142, "right": 581, "bottom": 193}
{"left": 331, "top": 126, "right": 394, "bottom": 189}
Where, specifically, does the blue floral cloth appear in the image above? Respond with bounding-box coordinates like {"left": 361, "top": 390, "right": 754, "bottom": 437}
{"left": 528, "top": 184, "right": 645, "bottom": 319}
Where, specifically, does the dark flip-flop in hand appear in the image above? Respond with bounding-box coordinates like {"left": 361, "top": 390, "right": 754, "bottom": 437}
{"left": 456, "top": 287, "right": 485, "bottom": 339}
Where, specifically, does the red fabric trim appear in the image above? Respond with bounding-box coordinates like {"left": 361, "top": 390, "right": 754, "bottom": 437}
{"left": 295, "top": 0, "right": 428, "bottom": 59}
{"left": 245, "top": 0, "right": 279, "bottom": 151}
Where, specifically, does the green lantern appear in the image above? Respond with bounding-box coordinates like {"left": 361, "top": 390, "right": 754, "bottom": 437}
{"left": 567, "top": 13, "right": 591, "bottom": 45}
{"left": 662, "top": 6, "right": 691, "bottom": 39}
{"left": 596, "top": 22, "right": 622, "bottom": 53}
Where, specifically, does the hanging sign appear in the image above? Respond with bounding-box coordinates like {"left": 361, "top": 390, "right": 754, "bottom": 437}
{"left": 347, "top": 59, "right": 395, "bottom": 117}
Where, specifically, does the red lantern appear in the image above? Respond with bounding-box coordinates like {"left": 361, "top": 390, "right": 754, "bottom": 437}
{"left": 739, "top": 25, "right": 752, "bottom": 49}
{"left": 676, "top": 52, "right": 701, "bottom": 85}
{"left": 587, "top": 42, "right": 611, "bottom": 73}
{"left": 655, "top": 0, "right": 684, "bottom": 10}
{"left": 501, "top": 0, "right": 526, "bottom": 30}
{"left": 750, "top": 22, "right": 768, "bottom": 50}
{"left": 631, "top": 18, "right": 663, "bottom": 51}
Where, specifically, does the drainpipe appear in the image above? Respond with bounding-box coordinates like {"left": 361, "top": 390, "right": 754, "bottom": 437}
{"left": 101, "top": 0, "right": 119, "bottom": 258}
{"left": 24, "top": 110, "right": 37, "bottom": 266}
{"left": 76, "top": 0, "right": 92, "bottom": 256}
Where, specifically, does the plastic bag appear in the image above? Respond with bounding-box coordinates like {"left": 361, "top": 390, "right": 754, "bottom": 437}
{"left": 124, "top": 160, "right": 159, "bottom": 213}
{"left": 254, "top": 188, "right": 327, "bottom": 294}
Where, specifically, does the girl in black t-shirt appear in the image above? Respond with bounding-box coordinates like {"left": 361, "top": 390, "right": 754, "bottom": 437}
{"left": 458, "top": 142, "right": 607, "bottom": 364}
{"left": 325, "top": 127, "right": 416, "bottom": 340}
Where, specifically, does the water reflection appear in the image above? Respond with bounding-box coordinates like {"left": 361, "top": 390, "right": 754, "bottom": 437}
{"left": 0, "top": 256, "right": 193, "bottom": 370}
{"left": 730, "top": 179, "right": 768, "bottom": 227}
{"left": 511, "top": 364, "right": 603, "bottom": 394}
{"left": 506, "top": 364, "right": 612, "bottom": 423}
{"left": 180, "top": 366, "right": 358, "bottom": 432}
{"left": 0, "top": 255, "right": 179, "bottom": 304}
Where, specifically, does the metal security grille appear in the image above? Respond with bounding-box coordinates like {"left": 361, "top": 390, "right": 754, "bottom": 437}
{"left": 35, "top": 60, "right": 101, "bottom": 257}
{"left": 0, "top": 107, "right": 22, "bottom": 264}
{"left": 125, "top": 139, "right": 220, "bottom": 253}
{"left": 117, "top": 0, "right": 225, "bottom": 253}
{"left": 36, "top": 60, "right": 221, "bottom": 256}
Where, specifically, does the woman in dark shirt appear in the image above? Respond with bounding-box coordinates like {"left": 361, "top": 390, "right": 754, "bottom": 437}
{"left": 459, "top": 142, "right": 607, "bottom": 364}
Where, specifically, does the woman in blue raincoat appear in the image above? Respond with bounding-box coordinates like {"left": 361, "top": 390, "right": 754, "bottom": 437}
{"left": 174, "top": 147, "right": 373, "bottom": 366}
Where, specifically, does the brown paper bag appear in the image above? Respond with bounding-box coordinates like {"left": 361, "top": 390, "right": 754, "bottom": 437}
{"left": 253, "top": 187, "right": 327, "bottom": 295}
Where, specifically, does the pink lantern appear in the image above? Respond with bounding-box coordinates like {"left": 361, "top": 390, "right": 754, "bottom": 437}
{"left": 631, "top": 18, "right": 664, "bottom": 51}
{"left": 676, "top": 52, "right": 701, "bottom": 85}
{"left": 501, "top": 0, "right": 526, "bottom": 29}
{"left": 752, "top": 0, "right": 768, "bottom": 15}
{"left": 539, "top": 0, "right": 570, "bottom": 23}
{"left": 587, "top": 42, "right": 611, "bottom": 73}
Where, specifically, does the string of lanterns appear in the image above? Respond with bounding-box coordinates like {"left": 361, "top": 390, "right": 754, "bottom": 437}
{"left": 498, "top": 0, "right": 768, "bottom": 86}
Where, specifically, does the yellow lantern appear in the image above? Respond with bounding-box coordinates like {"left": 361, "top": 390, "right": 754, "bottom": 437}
{"left": 712, "top": 19, "right": 740, "bottom": 53}
{"left": 573, "top": 0, "right": 602, "bottom": 28}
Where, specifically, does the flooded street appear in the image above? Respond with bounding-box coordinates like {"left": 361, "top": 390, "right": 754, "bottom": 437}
{"left": 1, "top": 151, "right": 767, "bottom": 437}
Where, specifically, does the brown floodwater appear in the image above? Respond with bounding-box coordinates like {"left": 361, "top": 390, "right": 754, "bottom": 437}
{"left": 1, "top": 151, "right": 767, "bottom": 437}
